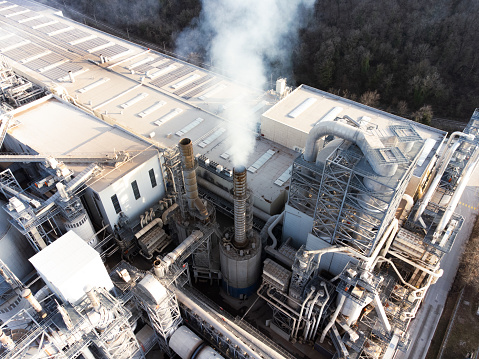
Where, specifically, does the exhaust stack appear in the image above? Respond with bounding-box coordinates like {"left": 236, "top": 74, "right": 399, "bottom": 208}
{"left": 233, "top": 166, "right": 248, "bottom": 247}
{"left": 178, "top": 138, "right": 209, "bottom": 219}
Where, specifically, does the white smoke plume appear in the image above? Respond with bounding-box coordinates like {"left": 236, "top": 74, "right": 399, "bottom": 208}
{"left": 176, "top": 0, "right": 315, "bottom": 166}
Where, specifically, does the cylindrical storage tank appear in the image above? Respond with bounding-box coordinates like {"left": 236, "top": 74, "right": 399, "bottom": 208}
{"left": 0, "top": 200, "right": 35, "bottom": 281}
{"left": 169, "top": 326, "right": 224, "bottom": 359}
{"left": 64, "top": 212, "right": 98, "bottom": 249}
{"left": 0, "top": 292, "right": 30, "bottom": 329}
{"left": 220, "top": 234, "right": 261, "bottom": 299}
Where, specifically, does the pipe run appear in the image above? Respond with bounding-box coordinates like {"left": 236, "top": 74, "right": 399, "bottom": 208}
{"left": 304, "top": 118, "right": 398, "bottom": 176}
{"left": 178, "top": 138, "right": 209, "bottom": 219}
{"left": 175, "top": 287, "right": 289, "bottom": 359}
{"left": 22, "top": 288, "right": 47, "bottom": 318}
{"left": 320, "top": 294, "right": 345, "bottom": 343}
{"left": 434, "top": 146, "right": 479, "bottom": 237}
{"left": 311, "top": 282, "right": 329, "bottom": 341}
{"left": 366, "top": 218, "right": 398, "bottom": 270}
{"left": 155, "top": 230, "right": 203, "bottom": 276}
{"left": 414, "top": 132, "right": 475, "bottom": 222}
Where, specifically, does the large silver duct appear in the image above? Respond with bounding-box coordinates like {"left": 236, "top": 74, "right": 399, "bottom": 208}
{"left": 233, "top": 166, "right": 248, "bottom": 247}
{"left": 178, "top": 138, "right": 209, "bottom": 219}
{"left": 304, "top": 119, "right": 398, "bottom": 176}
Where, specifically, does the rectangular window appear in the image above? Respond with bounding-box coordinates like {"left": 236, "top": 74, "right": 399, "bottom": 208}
{"left": 149, "top": 168, "right": 157, "bottom": 188}
{"left": 131, "top": 180, "right": 141, "bottom": 200}
{"left": 111, "top": 194, "right": 121, "bottom": 214}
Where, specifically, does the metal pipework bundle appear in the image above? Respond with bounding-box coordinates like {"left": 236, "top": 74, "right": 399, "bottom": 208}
{"left": 178, "top": 138, "right": 209, "bottom": 220}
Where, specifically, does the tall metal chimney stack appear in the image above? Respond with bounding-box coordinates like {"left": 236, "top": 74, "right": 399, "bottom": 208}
{"left": 178, "top": 138, "right": 208, "bottom": 219}
{"left": 233, "top": 166, "right": 248, "bottom": 247}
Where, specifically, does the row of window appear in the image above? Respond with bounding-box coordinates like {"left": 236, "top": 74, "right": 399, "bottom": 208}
{"left": 111, "top": 168, "right": 158, "bottom": 214}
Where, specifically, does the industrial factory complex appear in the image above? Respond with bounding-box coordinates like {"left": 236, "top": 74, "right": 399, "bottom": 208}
{"left": 0, "top": 1, "right": 478, "bottom": 359}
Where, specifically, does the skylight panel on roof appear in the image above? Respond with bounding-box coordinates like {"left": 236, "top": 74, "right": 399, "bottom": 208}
{"left": 32, "top": 20, "right": 58, "bottom": 29}
{"left": 171, "top": 74, "right": 200, "bottom": 89}
{"left": 288, "top": 97, "right": 317, "bottom": 118}
{"left": 70, "top": 35, "right": 96, "bottom": 46}
{"left": 247, "top": 149, "right": 276, "bottom": 173}
{"left": 0, "top": 5, "right": 18, "bottom": 12}
{"left": 120, "top": 93, "right": 148, "bottom": 109}
{"left": 128, "top": 57, "right": 154, "bottom": 70}
{"left": 198, "top": 83, "right": 227, "bottom": 100}
{"left": 137, "top": 101, "right": 166, "bottom": 118}
{"left": 220, "top": 152, "right": 230, "bottom": 159}
{"left": 176, "top": 118, "right": 204, "bottom": 136}
{"left": 154, "top": 108, "right": 183, "bottom": 126}
{"left": 5, "top": 9, "right": 29, "bottom": 17}
{"left": 78, "top": 77, "right": 110, "bottom": 93}
{"left": 274, "top": 166, "right": 292, "bottom": 186}
{"left": 148, "top": 64, "right": 177, "bottom": 79}
{"left": 18, "top": 14, "right": 43, "bottom": 23}
{"left": 47, "top": 26, "right": 74, "bottom": 36}
{"left": 87, "top": 42, "right": 114, "bottom": 54}
{"left": 198, "top": 128, "right": 226, "bottom": 148}
{"left": 251, "top": 100, "right": 268, "bottom": 114}
{"left": 0, "top": 38, "right": 30, "bottom": 52}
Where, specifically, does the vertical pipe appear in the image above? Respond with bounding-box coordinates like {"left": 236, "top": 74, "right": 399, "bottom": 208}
{"left": 84, "top": 286, "right": 101, "bottom": 312}
{"left": 178, "top": 138, "right": 208, "bottom": 218}
{"left": 233, "top": 166, "right": 248, "bottom": 247}
{"left": 0, "top": 330, "right": 14, "bottom": 351}
{"left": 22, "top": 288, "right": 47, "bottom": 318}
{"left": 320, "top": 294, "right": 345, "bottom": 343}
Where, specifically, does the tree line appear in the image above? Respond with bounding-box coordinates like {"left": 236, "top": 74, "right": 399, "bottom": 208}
{"left": 44, "top": 0, "right": 479, "bottom": 123}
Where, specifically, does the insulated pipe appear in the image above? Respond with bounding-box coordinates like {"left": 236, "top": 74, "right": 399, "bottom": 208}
{"left": 388, "top": 251, "right": 444, "bottom": 277}
{"left": 175, "top": 288, "right": 289, "bottom": 359}
{"left": 304, "top": 119, "right": 398, "bottom": 176}
{"left": 312, "top": 282, "right": 329, "bottom": 341}
{"left": 233, "top": 166, "right": 248, "bottom": 248}
{"left": 373, "top": 293, "right": 392, "bottom": 332}
{"left": 196, "top": 176, "right": 271, "bottom": 222}
{"left": 135, "top": 218, "right": 163, "bottom": 239}
{"left": 307, "top": 317, "right": 316, "bottom": 341}
{"left": 22, "top": 288, "right": 47, "bottom": 318}
{"left": 304, "top": 290, "right": 322, "bottom": 340}
{"left": 294, "top": 287, "right": 315, "bottom": 339}
{"left": 414, "top": 132, "right": 475, "bottom": 221}
{"left": 178, "top": 138, "right": 208, "bottom": 218}
{"left": 366, "top": 218, "right": 398, "bottom": 270}
{"left": 399, "top": 194, "right": 414, "bottom": 226}
{"left": 434, "top": 148, "right": 479, "bottom": 237}
{"left": 162, "top": 203, "right": 178, "bottom": 223}
{"left": 320, "top": 294, "right": 345, "bottom": 343}
{"left": 267, "top": 211, "right": 284, "bottom": 249}
{"left": 162, "top": 230, "right": 203, "bottom": 269}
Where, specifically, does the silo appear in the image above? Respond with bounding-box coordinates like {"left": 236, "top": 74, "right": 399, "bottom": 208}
{"left": 219, "top": 166, "right": 261, "bottom": 299}
{"left": 0, "top": 200, "right": 35, "bottom": 281}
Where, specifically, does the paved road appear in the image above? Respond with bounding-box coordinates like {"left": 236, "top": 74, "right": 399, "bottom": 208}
{"left": 398, "top": 169, "right": 479, "bottom": 359}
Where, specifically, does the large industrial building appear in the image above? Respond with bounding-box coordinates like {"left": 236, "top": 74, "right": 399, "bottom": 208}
{"left": 0, "top": 1, "right": 477, "bottom": 359}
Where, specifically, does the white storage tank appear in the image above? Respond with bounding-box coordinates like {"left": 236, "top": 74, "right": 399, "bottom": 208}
{"left": 64, "top": 212, "right": 99, "bottom": 248}
{"left": 220, "top": 234, "right": 261, "bottom": 299}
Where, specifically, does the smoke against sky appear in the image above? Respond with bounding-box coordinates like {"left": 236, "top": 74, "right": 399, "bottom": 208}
{"left": 176, "top": 0, "right": 316, "bottom": 166}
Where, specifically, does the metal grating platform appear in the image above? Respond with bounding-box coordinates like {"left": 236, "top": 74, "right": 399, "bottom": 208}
{"left": 389, "top": 125, "right": 422, "bottom": 142}
{"left": 370, "top": 146, "right": 408, "bottom": 164}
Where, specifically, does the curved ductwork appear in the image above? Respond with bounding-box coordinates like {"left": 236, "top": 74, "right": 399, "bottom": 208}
{"left": 304, "top": 119, "right": 398, "bottom": 177}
